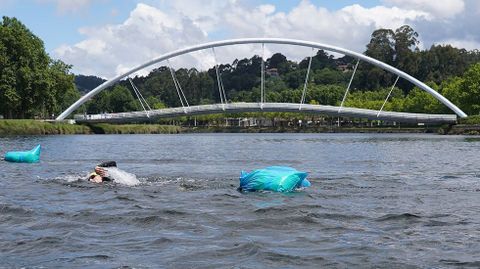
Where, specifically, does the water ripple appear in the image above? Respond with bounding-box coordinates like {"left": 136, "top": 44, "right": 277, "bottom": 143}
{"left": 1, "top": 133, "right": 480, "bottom": 268}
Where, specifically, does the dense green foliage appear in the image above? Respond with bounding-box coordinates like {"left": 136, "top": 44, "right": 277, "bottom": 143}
{"left": 342, "top": 60, "right": 480, "bottom": 116}
{"left": 458, "top": 115, "right": 480, "bottom": 125}
{"left": 75, "top": 75, "right": 106, "bottom": 94}
{"left": 0, "top": 17, "right": 79, "bottom": 119}
{"left": 440, "top": 63, "right": 480, "bottom": 115}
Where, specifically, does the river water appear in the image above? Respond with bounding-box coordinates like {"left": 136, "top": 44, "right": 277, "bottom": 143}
{"left": 1, "top": 133, "right": 479, "bottom": 268}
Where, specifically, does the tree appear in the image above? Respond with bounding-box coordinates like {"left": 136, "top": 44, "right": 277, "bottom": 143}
{"left": 60, "top": 86, "right": 82, "bottom": 114}
{"left": 0, "top": 17, "right": 48, "bottom": 117}
{"left": 393, "top": 25, "right": 420, "bottom": 93}
{"left": 416, "top": 45, "right": 480, "bottom": 86}
{"left": 403, "top": 88, "right": 443, "bottom": 113}
{"left": 0, "top": 16, "right": 78, "bottom": 118}
{"left": 282, "top": 69, "right": 305, "bottom": 89}
{"left": 312, "top": 68, "right": 347, "bottom": 85}
{"left": 108, "top": 85, "right": 137, "bottom": 112}
{"left": 143, "top": 67, "right": 180, "bottom": 107}
{"left": 394, "top": 25, "right": 419, "bottom": 63}
{"left": 49, "top": 60, "right": 77, "bottom": 116}
{"left": 265, "top": 76, "right": 288, "bottom": 93}
{"left": 87, "top": 90, "right": 111, "bottom": 114}
{"left": 307, "top": 84, "right": 344, "bottom": 106}
{"left": 74, "top": 75, "right": 106, "bottom": 93}
{"left": 452, "top": 63, "right": 480, "bottom": 115}
{"left": 267, "top": 53, "right": 287, "bottom": 69}
{"left": 356, "top": 28, "right": 396, "bottom": 91}
{"left": 440, "top": 76, "right": 463, "bottom": 114}
{"left": 365, "top": 29, "right": 395, "bottom": 64}
{"left": 299, "top": 50, "right": 336, "bottom": 70}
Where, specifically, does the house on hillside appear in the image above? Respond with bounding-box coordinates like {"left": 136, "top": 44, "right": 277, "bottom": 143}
{"left": 266, "top": 68, "right": 279, "bottom": 77}
{"left": 337, "top": 64, "right": 351, "bottom": 72}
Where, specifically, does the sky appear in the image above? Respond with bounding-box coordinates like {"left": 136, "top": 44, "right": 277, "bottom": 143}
{"left": 1, "top": 0, "right": 479, "bottom": 78}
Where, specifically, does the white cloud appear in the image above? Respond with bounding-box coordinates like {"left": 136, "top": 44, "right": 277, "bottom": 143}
{"left": 438, "top": 38, "right": 480, "bottom": 51}
{"left": 341, "top": 4, "right": 431, "bottom": 28}
{"left": 404, "top": 0, "right": 480, "bottom": 50}
{"left": 219, "top": 1, "right": 429, "bottom": 60}
{"left": 258, "top": 4, "right": 275, "bottom": 15}
{"left": 54, "top": 0, "right": 478, "bottom": 79}
{"left": 383, "top": 0, "right": 465, "bottom": 18}
{"left": 55, "top": 3, "right": 209, "bottom": 78}
{"left": 167, "top": 0, "right": 235, "bottom": 32}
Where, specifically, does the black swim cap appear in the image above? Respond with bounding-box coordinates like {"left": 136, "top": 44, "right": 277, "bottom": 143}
{"left": 98, "top": 161, "right": 117, "bottom": 167}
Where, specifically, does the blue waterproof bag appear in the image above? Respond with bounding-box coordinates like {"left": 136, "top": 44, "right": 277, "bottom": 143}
{"left": 4, "top": 145, "right": 41, "bottom": 163}
{"left": 239, "top": 166, "right": 311, "bottom": 192}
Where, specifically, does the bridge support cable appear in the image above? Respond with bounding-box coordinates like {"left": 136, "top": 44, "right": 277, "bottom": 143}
{"left": 219, "top": 71, "right": 227, "bottom": 105}
{"left": 260, "top": 43, "right": 265, "bottom": 109}
{"left": 212, "top": 47, "right": 227, "bottom": 110}
{"left": 299, "top": 48, "right": 314, "bottom": 110}
{"left": 339, "top": 59, "right": 360, "bottom": 113}
{"left": 377, "top": 75, "right": 400, "bottom": 117}
{"left": 128, "top": 77, "right": 152, "bottom": 117}
{"left": 167, "top": 60, "right": 190, "bottom": 113}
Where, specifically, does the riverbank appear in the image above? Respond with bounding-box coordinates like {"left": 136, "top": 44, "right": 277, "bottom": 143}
{"left": 1, "top": 119, "right": 479, "bottom": 135}
{"left": 450, "top": 115, "right": 480, "bottom": 134}
{"left": 446, "top": 125, "right": 480, "bottom": 135}
{"left": 0, "top": 120, "right": 182, "bottom": 135}
{"left": 0, "top": 120, "right": 91, "bottom": 135}
{"left": 183, "top": 126, "right": 440, "bottom": 134}
{"left": 86, "top": 123, "right": 183, "bottom": 134}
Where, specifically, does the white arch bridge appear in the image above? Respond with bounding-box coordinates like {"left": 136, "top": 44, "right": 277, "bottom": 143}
{"left": 58, "top": 38, "right": 467, "bottom": 124}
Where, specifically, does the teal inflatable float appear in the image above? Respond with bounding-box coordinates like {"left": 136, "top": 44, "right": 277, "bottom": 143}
{"left": 4, "top": 145, "right": 41, "bottom": 163}
{"left": 239, "top": 166, "right": 311, "bottom": 192}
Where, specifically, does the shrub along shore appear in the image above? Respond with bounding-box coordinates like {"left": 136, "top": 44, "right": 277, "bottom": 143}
{"left": 0, "top": 120, "right": 182, "bottom": 135}
{"left": 0, "top": 120, "right": 91, "bottom": 135}
{"left": 0, "top": 118, "right": 479, "bottom": 135}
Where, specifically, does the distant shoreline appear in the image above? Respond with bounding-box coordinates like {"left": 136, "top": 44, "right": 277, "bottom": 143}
{"left": 0, "top": 120, "right": 182, "bottom": 135}
{"left": 1, "top": 119, "right": 479, "bottom": 135}
{"left": 183, "top": 126, "right": 439, "bottom": 134}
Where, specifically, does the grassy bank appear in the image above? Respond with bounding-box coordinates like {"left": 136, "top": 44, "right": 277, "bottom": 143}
{"left": 458, "top": 115, "right": 480, "bottom": 125}
{"left": 2, "top": 119, "right": 479, "bottom": 135}
{"left": 0, "top": 120, "right": 183, "bottom": 135}
{"left": 86, "top": 123, "right": 183, "bottom": 134}
{"left": 0, "top": 120, "right": 91, "bottom": 135}
{"left": 445, "top": 115, "right": 480, "bottom": 135}
{"left": 447, "top": 125, "right": 480, "bottom": 135}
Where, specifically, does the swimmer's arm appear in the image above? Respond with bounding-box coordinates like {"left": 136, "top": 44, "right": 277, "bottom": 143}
{"left": 90, "top": 175, "right": 103, "bottom": 183}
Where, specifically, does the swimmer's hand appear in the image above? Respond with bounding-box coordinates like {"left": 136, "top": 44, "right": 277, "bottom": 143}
{"left": 95, "top": 166, "right": 108, "bottom": 177}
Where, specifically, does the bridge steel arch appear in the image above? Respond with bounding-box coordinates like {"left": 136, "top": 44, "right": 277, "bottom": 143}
{"left": 56, "top": 38, "right": 468, "bottom": 120}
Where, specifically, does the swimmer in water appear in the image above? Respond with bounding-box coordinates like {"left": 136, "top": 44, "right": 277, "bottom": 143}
{"left": 88, "top": 161, "right": 117, "bottom": 183}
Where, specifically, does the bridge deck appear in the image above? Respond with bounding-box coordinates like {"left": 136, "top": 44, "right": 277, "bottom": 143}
{"left": 74, "top": 103, "right": 457, "bottom": 124}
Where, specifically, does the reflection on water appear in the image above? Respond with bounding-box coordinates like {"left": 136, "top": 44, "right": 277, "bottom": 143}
{"left": 1, "top": 133, "right": 480, "bottom": 268}
{"left": 463, "top": 137, "right": 480, "bottom": 142}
